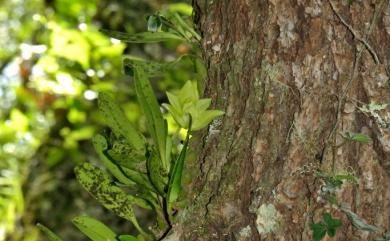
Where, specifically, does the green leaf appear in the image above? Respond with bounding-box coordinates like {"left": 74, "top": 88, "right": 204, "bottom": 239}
{"left": 322, "top": 213, "right": 342, "bottom": 229}
{"left": 146, "top": 149, "right": 168, "bottom": 195}
{"left": 327, "top": 227, "right": 337, "bottom": 237}
{"left": 107, "top": 144, "right": 145, "bottom": 165}
{"left": 106, "top": 138, "right": 145, "bottom": 172}
{"left": 92, "top": 134, "right": 134, "bottom": 186}
{"left": 75, "top": 163, "right": 136, "bottom": 220}
{"left": 167, "top": 3, "right": 193, "bottom": 16}
{"left": 123, "top": 55, "right": 185, "bottom": 78}
{"left": 98, "top": 93, "right": 145, "bottom": 151}
{"left": 178, "top": 81, "right": 199, "bottom": 104}
{"left": 166, "top": 92, "right": 182, "bottom": 114}
{"left": 163, "top": 81, "right": 224, "bottom": 131}
{"left": 196, "top": 99, "right": 212, "bottom": 112}
{"left": 165, "top": 136, "right": 172, "bottom": 172}
{"left": 117, "top": 235, "right": 140, "bottom": 241}
{"left": 172, "top": 13, "right": 201, "bottom": 41}
{"left": 72, "top": 216, "right": 116, "bottom": 241}
{"left": 93, "top": 135, "right": 154, "bottom": 192}
{"left": 124, "top": 56, "right": 164, "bottom": 77}
{"left": 310, "top": 223, "right": 327, "bottom": 241}
{"left": 101, "top": 30, "right": 185, "bottom": 43}
{"left": 37, "top": 223, "right": 64, "bottom": 241}
{"left": 341, "top": 132, "right": 371, "bottom": 143}
{"left": 333, "top": 174, "right": 358, "bottom": 184}
{"left": 120, "top": 166, "right": 156, "bottom": 193}
{"left": 133, "top": 65, "right": 169, "bottom": 171}
{"left": 74, "top": 163, "right": 152, "bottom": 239}
{"left": 167, "top": 117, "right": 191, "bottom": 206}
{"left": 126, "top": 195, "right": 153, "bottom": 210}
{"left": 192, "top": 109, "right": 224, "bottom": 131}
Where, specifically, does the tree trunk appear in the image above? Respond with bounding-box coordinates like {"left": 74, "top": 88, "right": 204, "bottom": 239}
{"left": 170, "top": 0, "right": 390, "bottom": 240}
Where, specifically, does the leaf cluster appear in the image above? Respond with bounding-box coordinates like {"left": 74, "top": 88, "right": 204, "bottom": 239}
{"left": 38, "top": 11, "right": 223, "bottom": 241}
{"left": 310, "top": 213, "right": 342, "bottom": 241}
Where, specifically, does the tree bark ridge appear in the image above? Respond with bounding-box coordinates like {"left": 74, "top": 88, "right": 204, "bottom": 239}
{"left": 176, "top": 1, "right": 390, "bottom": 240}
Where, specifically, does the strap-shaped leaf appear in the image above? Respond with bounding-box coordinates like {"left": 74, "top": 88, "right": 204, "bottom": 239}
{"left": 123, "top": 55, "right": 185, "bottom": 77}
{"left": 98, "top": 93, "right": 145, "bottom": 151}
{"left": 108, "top": 140, "right": 145, "bottom": 163}
{"left": 75, "top": 162, "right": 136, "bottom": 220}
{"left": 172, "top": 13, "right": 201, "bottom": 41}
{"left": 37, "top": 223, "right": 64, "bottom": 241}
{"left": 133, "top": 65, "right": 169, "bottom": 171}
{"left": 107, "top": 149, "right": 146, "bottom": 172}
{"left": 101, "top": 30, "right": 185, "bottom": 43}
{"left": 127, "top": 195, "right": 153, "bottom": 210}
{"left": 146, "top": 149, "right": 168, "bottom": 195}
{"left": 106, "top": 139, "right": 146, "bottom": 172}
{"left": 165, "top": 136, "right": 172, "bottom": 171}
{"left": 75, "top": 163, "right": 152, "bottom": 239}
{"left": 117, "top": 235, "right": 140, "bottom": 241}
{"left": 167, "top": 117, "right": 191, "bottom": 205}
{"left": 93, "top": 134, "right": 134, "bottom": 187}
{"left": 72, "top": 216, "right": 116, "bottom": 241}
{"left": 120, "top": 166, "right": 156, "bottom": 193}
{"left": 93, "top": 135, "right": 157, "bottom": 194}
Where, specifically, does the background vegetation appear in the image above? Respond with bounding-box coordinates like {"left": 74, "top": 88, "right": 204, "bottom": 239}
{"left": 0, "top": 0, "right": 196, "bottom": 240}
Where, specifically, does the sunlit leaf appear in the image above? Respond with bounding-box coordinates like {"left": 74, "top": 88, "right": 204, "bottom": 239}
{"left": 72, "top": 216, "right": 116, "bottom": 241}
{"left": 101, "top": 30, "right": 185, "bottom": 43}
{"left": 133, "top": 65, "right": 169, "bottom": 171}
{"left": 167, "top": 118, "right": 191, "bottom": 206}
{"left": 172, "top": 13, "right": 201, "bottom": 41}
{"left": 167, "top": 3, "right": 193, "bottom": 16}
{"left": 192, "top": 110, "right": 224, "bottom": 131}
{"left": 117, "top": 235, "right": 140, "bottom": 241}
{"left": 163, "top": 81, "right": 224, "bottom": 131}
{"left": 92, "top": 134, "right": 134, "bottom": 187}
{"left": 123, "top": 55, "right": 185, "bottom": 77}
{"left": 98, "top": 93, "right": 145, "bottom": 151}
{"left": 74, "top": 162, "right": 152, "bottom": 240}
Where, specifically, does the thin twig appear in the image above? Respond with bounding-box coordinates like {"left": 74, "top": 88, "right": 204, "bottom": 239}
{"left": 328, "top": 0, "right": 381, "bottom": 64}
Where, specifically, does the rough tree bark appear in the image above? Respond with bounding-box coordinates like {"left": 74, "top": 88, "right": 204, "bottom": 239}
{"left": 167, "top": 0, "right": 390, "bottom": 240}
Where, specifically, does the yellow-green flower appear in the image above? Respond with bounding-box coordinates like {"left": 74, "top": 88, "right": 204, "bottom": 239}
{"left": 162, "top": 81, "right": 224, "bottom": 131}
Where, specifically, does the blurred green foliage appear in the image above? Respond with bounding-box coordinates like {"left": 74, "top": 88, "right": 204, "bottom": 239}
{"left": 0, "top": 0, "right": 197, "bottom": 240}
